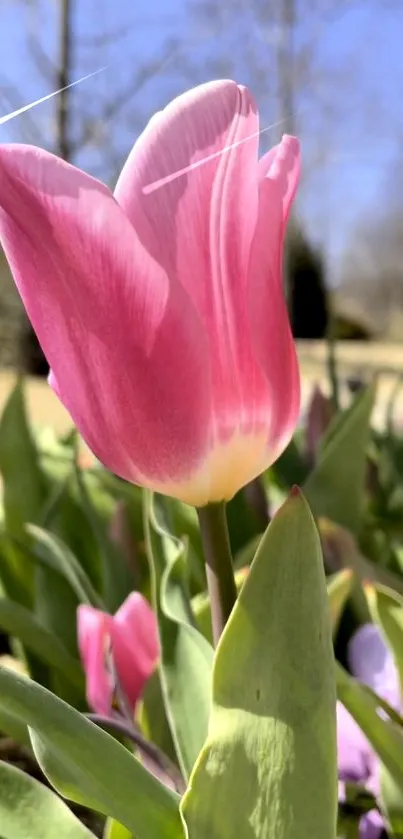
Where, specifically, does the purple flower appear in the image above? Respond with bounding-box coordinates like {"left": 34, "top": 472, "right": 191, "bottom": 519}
{"left": 338, "top": 624, "right": 401, "bottom": 838}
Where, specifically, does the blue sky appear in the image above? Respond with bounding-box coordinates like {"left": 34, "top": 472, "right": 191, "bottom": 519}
{"left": 1, "top": 0, "right": 401, "bottom": 284}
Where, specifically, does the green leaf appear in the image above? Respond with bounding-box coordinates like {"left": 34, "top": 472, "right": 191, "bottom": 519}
{"left": 380, "top": 764, "right": 403, "bottom": 837}
{"left": 27, "top": 525, "right": 104, "bottom": 609}
{"left": 40, "top": 472, "right": 103, "bottom": 594}
{"left": 194, "top": 566, "right": 353, "bottom": 645}
{"left": 181, "top": 489, "right": 337, "bottom": 839}
{"left": 336, "top": 662, "right": 403, "bottom": 791}
{"left": 24, "top": 526, "right": 102, "bottom": 703}
{"left": 225, "top": 487, "right": 265, "bottom": 556}
{"left": 336, "top": 813, "right": 361, "bottom": 839}
{"left": 144, "top": 493, "right": 213, "bottom": 781}
{"left": 0, "top": 380, "right": 48, "bottom": 537}
{"left": 0, "top": 382, "right": 48, "bottom": 608}
{"left": 233, "top": 534, "right": 262, "bottom": 571}
{"left": 0, "top": 598, "right": 84, "bottom": 690}
{"left": 0, "top": 666, "right": 183, "bottom": 839}
{"left": 0, "top": 688, "right": 30, "bottom": 747}
{"left": 304, "top": 384, "right": 375, "bottom": 533}
{"left": 0, "top": 760, "right": 96, "bottom": 839}
{"left": 167, "top": 500, "right": 205, "bottom": 593}
{"left": 191, "top": 568, "right": 248, "bottom": 644}
{"left": 327, "top": 569, "right": 353, "bottom": 636}
{"left": 33, "top": 563, "right": 81, "bottom": 670}
{"left": 103, "top": 819, "right": 133, "bottom": 839}
{"left": 0, "top": 530, "right": 32, "bottom": 607}
{"left": 73, "top": 467, "right": 133, "bottom": 612}
{"left": 364, "top": 582, "right": 403, "bottom": 698}
{"left": 319, "top": 519, "right": 403, "bottom": 598}
{"left": 140, "top": 669, "right": 178, "bottom": 768}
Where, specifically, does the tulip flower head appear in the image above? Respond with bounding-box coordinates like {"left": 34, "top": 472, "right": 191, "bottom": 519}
{"left": 0, "top": 80, "right": 301, "bottom": 506}
{"left": 337, "top": 623, "right": 401, "bottom": 838}
{"left": 77, "top": 592, "right": 159, "bottom": 716}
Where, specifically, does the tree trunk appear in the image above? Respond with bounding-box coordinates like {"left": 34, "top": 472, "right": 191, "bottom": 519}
{"left": 22, "top": 0, "right": 73, "bottom": 376}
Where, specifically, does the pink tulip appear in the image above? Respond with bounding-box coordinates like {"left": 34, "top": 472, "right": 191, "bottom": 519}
{"left": 77, "top": 592, "right": 159, "bottom": 715}
{"left": 0, "top": 80, "right": 300, "bottom": 506}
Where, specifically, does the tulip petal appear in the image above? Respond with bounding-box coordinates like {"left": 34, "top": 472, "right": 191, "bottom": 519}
{"left": 115, "top": 80, "right": 267, "bottom": 435}
{"left": 114, "top": 80, "right": 302, "bottom": 499}
{"left": 114, "top": 592, "right": 159, "bottom": 661}
{"left": 0, "top": 145, "right": 210, "bottom": 493}
{"left": 77, "top": 605, "right": 114, "bottom": 715}
{"left": 112, "top": 592, "right": 159, "bottom": 708}
{"left": 247, "top": 135, "right": 301, "bottom": 458}
{"left": 258, "top": 135, "right": 301, "bottom": 227}
{"left": 348, "top": 624, "right": 401, "bottom": 711}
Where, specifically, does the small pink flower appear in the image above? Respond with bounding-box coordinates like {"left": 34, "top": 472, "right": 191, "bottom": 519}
{"left": 77, "top": 592, "right": 159, "bottom": 715}
{"left": 0, "top": 80, "right": 300, "bottom": 506}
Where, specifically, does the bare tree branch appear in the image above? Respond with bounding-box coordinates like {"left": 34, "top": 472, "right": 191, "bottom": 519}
{"left": 55, "top": 0, "right": 73, "bottom": 161}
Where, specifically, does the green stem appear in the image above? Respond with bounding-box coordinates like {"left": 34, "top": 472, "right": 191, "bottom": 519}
{"left": 197, "top": 502, "right": 237, "bottom": 646}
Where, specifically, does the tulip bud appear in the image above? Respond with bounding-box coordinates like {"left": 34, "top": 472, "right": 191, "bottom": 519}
{"left": 77, "top": 592, "right": 159, "bottom": 716}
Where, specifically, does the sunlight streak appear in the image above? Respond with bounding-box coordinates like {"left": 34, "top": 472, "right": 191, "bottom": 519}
{"left": 142, "top": 115, "right": 292, "bottom": 195}
{"left": 0, "top": 67, "right": 107, "bottom": 127}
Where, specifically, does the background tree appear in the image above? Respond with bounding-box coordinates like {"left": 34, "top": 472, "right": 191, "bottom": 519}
{"left": 286, "top": 222, "right": 328, "bottom": 339}
{"left": 336, "top": 148, "right": 403, "bottom": 341}
{"left": 1, "top": 0, "right": 183, "bottom": 374}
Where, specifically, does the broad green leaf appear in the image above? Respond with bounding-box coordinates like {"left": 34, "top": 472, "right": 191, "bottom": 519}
{"left": 104, "top": 819, "right": 133, "bottom": 839}
{"left": 0, "top": 598, "right": 83, "bottom": 690}
{"left": 0, "top": 666, "right": 182, "bottom": 839}
{"left": 181, "top": 490, "right": 337, "bottom": 839}
{"left": 233, "top": 534, "right": 262, "bottom": 571}
{"left": 0, "top": 706, "right": 29, "bottom": 746}
{"left": 364, "top": 582, "right": 403, "bottom": 697}
{"left": 27, "top": 525, "right": 104, "bottom": 609}
{"left": 144, "top": 493, "right": 213, "bottom": 781}
{"left": 194, "top": 566, "right": 353, "bottom": 646}
{"left": 327, "top": 569, "right": 353, "bottom": 636}
{"left": 0, "top": 659, "right": 30, "bottom": 745}
{"left": 336, "top": 662, "right": 403, "bottom": 791}
{"left": 304, "top": 384, "right": 375, "bottom": 533}
{"left": 191, "top": 568, "right": 248, "bottom": 644}
{"left": 0, "top": 760, "right": 95, "bottom": 839}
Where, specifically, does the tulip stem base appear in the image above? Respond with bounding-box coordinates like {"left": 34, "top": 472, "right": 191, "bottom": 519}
{"left": 197, "top": 501, "right": 237, "bottom": 646}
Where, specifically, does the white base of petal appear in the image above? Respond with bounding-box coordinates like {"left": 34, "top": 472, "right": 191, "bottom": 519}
{"left": 137, "top": 430, "right": 286, "bottom": 507}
